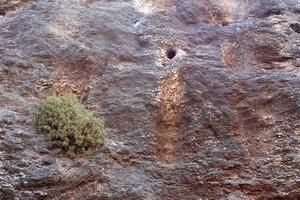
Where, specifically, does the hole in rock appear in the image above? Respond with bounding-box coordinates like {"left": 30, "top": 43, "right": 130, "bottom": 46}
{"left": 290, "top": 23, "right": 300, "bottom": 33}
{"left": 166, "top": 49, "right": 177, "bottom": 59}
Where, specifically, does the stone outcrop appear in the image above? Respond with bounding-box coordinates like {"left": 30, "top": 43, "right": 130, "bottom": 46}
{"left": 1, "top": 0, "right": 300, "bottom": 199}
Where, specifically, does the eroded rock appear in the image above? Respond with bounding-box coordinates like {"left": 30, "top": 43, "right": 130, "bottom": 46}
{"left": 1, "top": 0, "right": 300, "bottom": 199}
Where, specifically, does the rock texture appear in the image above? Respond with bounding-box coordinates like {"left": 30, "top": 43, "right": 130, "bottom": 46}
{"left": 1, "top": 0, "right": 300, "bottom": 199}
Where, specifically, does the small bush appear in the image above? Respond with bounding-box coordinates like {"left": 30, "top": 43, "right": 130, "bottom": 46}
{"left": 33, "top": 93, "right": 106, "bottom": 154}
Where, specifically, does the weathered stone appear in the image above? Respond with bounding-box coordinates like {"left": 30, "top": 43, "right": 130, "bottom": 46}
{"left": 1, "top": 0, "right": 300, "bottom": 199}
{"left": 0, "top": 109, "right": 17, "bottom": 127}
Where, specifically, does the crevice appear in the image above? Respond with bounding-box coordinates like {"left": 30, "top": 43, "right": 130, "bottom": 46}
{"left": 0, "top": 9, "right": 6, "bottom": 16}
{"left": 290, "top": 23, "right": 300, "bottom": 33}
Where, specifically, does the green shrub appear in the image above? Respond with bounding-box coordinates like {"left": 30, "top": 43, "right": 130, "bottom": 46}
{"left": 33, "top": 93, "right": 106, "bottom": 154}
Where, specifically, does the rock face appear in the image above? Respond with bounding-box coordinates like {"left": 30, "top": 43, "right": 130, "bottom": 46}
{"left": 1, "top": 0, "right": 300, "bottom": 199}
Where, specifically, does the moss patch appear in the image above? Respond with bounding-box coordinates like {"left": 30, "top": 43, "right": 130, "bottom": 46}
{"left": 33, "top": 93, "right": 106, "bottom": 154}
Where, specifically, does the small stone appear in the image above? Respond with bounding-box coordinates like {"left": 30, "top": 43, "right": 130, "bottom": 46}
{"left": 39, "top": 149, "right": 50, "bottom": 155}
{"left": 33, "top": 190, "right": 48, "bottom": 197}
{"left": 223, "top": 188, "right": 231, "bottom": 194}
{"left": 294, "top": 58, "right": 300, "bottom": 67}
{"left": 40, "top": 156, "right": 55, "bottom": 166}
{"left": 274, "top": 132, "right": 284, "bottom": 138}
{"left": 0, "top": 109, "right": 17, "bottom": 126}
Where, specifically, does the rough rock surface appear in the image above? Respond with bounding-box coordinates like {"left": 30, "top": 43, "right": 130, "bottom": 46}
{"left": 1, "top": 0, "right": 300, "bottom": 199}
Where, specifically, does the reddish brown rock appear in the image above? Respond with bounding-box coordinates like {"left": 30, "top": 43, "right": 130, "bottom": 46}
{"left": 1, "top": 0, "right": 300, "bottom": 199}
